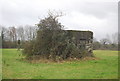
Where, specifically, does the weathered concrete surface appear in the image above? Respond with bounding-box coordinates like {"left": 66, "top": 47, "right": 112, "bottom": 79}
{"left": 66, "top": 30, "right": 93, "bottom": 57}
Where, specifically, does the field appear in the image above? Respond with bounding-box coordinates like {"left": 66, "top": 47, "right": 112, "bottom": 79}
{"left": 2, "top": 49, "right": 118, "bottom": 79}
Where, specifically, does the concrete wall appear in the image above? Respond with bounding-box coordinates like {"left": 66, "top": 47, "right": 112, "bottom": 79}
{"left": 67, "top": 30, "right": 93, "bottom": 57}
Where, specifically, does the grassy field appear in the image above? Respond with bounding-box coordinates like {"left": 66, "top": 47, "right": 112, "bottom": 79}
{"left": 2, "top": 49, "right": 118, "bottom": 79}
{"left": 0, "top": 49, "right": 2, "bottom": 80}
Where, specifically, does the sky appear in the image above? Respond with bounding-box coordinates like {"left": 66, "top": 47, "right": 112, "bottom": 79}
{"left": 0, "top": 0, "right": 119, "bottom": 40}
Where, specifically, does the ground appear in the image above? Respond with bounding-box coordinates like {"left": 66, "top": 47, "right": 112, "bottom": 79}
{"left": 2, "top": 49, "right": 118, "bottom": 79}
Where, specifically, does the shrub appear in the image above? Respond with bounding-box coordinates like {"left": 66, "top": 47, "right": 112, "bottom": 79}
{"left": 23, "top": 12, "right": 93, "bottom": 61}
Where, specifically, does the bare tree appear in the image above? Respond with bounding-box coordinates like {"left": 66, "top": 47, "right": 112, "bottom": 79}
{"left": 17, "top": 26, "right": 25, "bottom": 41}
{"left": 112, "top": 32, "right": 118, "bottom": 44}
{"left": 24, "top": 25, "right": 37, "bottom": 40}
{"left": 8, "top": 27, "right": 17, "bottom": 42}
{"left": 1, "top": 26, "right": 8, "bottom": 41}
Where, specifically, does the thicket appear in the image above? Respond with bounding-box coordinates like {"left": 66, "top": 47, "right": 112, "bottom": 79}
{"left": 23, "top": 12, "right": 92, "bottom": 61}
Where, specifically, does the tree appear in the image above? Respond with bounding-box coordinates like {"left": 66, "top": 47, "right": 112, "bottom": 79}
{"left": 1, "top": 26, "right": 8, "bottom": 48}
{"left": 34, "top": 11, "right": 64, "bottom": 59}
{"left": 8, "top": 27, "right": 17, "bottom": 42}
{"left": 24, "top": 25, "right": 37, "bottom": 40}
{"left": 17, "top": 26, "right": 25, "bottom": 41}
{"left": 23, "top": 11, "right": 66, "bottom": 60}
{"left": 112, "top": 32, "right": 118, "bottom": 44}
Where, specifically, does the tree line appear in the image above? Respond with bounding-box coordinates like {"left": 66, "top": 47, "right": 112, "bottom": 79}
{"left": 1, "top": 25, "right": 37, "bottom": 48}
{"left": 0, "top": 18, "right": 119, "bottom": 50}
{"left": 1, "top": 26, "right": 118, "bottom": 50}
{"left": 93, "top": 33, "right": 119, "bottom": 50}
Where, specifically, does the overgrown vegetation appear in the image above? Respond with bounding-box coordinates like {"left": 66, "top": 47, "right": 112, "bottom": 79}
{"left": 23, "top": 12, "right": 94, "bottom": 61}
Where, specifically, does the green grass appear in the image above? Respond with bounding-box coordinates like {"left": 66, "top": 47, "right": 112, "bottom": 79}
{"left": 2, "top": 49, "right": 118, "bottom": 79}
{"left": 0, "top": 49, "right": 2, "bottom": 80}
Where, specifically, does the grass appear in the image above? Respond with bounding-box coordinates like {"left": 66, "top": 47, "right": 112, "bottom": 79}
{"left": 2, "top": 49, "right": 118, "bottom": 79}
{"left": 0, "top": 49, "right": 2, "bottom": 80}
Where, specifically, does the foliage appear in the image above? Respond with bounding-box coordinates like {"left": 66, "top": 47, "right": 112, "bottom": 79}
{"left": 23, "top": 12, "right": 93, "bottom": 61}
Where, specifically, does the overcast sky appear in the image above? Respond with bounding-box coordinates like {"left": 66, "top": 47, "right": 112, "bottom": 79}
{"left": 0, "top": 0, "right": 118, "bottom": 40}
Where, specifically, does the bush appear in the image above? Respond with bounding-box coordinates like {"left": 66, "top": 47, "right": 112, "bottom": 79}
{"left": 23, "top": 12, "right": 93, "bottom": 61}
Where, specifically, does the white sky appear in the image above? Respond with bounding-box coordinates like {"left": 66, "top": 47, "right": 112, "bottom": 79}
{"left": 0, "top": 0, "right": 119, "bottom": 40}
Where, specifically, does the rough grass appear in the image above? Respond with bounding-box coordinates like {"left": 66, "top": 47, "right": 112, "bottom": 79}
{"left": 0, "top": 49, "right": 2, "bottom": 80}
{"left": 2, "top": 49, "right": 118, "bottom": 79}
